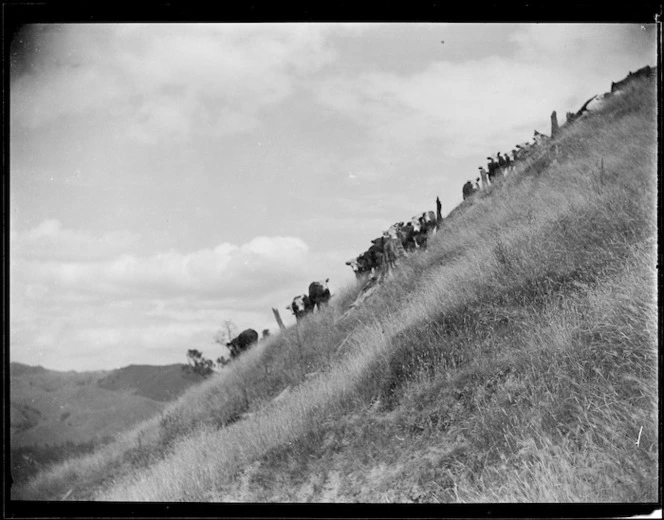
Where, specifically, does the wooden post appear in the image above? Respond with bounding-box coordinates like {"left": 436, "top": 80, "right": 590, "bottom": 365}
{"left": 272, "top": 308, "right": 286, "bottom": 330}
{"left": 551, "top": 110, "right": 559, "bottom": 138}
{"left": 295, "top": 321, "right": 305, "bottom": 380}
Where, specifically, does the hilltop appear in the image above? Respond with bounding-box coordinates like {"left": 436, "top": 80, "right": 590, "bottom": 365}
{"left": 11, "top": 71, "right": 658, "bottom": 506}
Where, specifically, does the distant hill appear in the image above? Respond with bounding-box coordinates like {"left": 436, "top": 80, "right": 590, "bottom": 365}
{"left": 10, "top": 362, "right": 205, "bottom": 448}
{"left": 96, "top": 364, "right": 205, "bottom": 402}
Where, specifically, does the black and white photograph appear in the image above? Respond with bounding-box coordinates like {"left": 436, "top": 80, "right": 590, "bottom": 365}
{"left": 7, "top": 9, "right": 660, "bottom": 513}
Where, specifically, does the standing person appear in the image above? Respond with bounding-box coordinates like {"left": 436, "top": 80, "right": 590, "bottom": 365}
{"left": 474, "top": 177, "right": 481, "bottom": 192}
{"left": 478, "top": 166, "right": 489, "bottom": 188}
{"left": 436, "top": 196, "right": 443, "bottom": 228}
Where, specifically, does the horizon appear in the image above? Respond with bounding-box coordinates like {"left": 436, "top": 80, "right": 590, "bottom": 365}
{"left": 9, "top": 22, "right": 657, "bottom": 371}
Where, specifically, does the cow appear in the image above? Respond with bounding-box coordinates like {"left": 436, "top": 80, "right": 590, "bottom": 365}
{"left": 486, "top": 156, "right": 499, "bottom": 182}
{"left": 497, "top": 151, "right": 507, "bottom": 170}
{"left": 346, "top": 250, "right": 374, "bottom": 278}
{"left": 515, "top": 142, "right": 534, "bottom": 161}
{"left": 382, "top": 235, "right": 399, "bottom": 272}
{"left": 414, "top": 230, "right": 428, "bottom": 250}
{"left": 387, "top": 221, "right": 404, "bottom": 237}
{"left": 533, "top": 130, "right": 549, "bottom": 146}
{"left": 503, "top": 153, "right": 513, "bottom": 175}
{"left": 287, "top": 294, "right": 312, "bottom": 320}
{"left": 419, "top": 211, "right": 438, "bottom": 238}
{"left": 346, "top": 257, "right": 365, "bottom": 279}
{"left": 309, "top": 279, "right": 331, "bottom": 311}
{"left": 397, "top": 222, "right": 419, "bottom": 252}
{"left": 227, "top": 328, "right": 259, "bottom": 359}
{"left": 478, "top": 166, "right": 489, "bottom": 188}
{"left": 366, "top": 243, "right": 384, "bottom": 271}
{"left": 413, "top": 214, "right": 434, "bottom": 249}
{"left": 462, "top": 180, "right": 475, "bottom": 200}
{"left": 385, "top": 226, "right": 407, "bottom": 258}
{"left": 356, "top": 251, "right": 374, "bottom": 275}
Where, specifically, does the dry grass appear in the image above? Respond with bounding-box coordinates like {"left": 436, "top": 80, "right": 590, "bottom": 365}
{"left": 13, "top": 75, "right": 657, "bottom": 504}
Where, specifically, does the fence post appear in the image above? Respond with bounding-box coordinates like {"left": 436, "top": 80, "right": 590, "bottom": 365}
{"left": 295, "top": 321, "right": 305, "bottom": 380}
{"left": 551, "top": 110, "right": 559, "bottom": 138}
{"left": 272, "top": 308, "right": 286, "bottom": 330}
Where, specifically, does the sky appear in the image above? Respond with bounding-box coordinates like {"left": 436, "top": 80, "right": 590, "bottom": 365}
{"left": 9, "top": 23, "right": 657, "bottom": 372}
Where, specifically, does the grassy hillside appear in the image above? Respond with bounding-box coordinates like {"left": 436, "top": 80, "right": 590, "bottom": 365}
{"left": 12, "top": 74, "right": 657, "bottom": 504}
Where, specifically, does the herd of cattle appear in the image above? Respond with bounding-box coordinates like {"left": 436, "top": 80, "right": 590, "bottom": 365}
{"left": 345, "top": 209, "right": 439, "bottom": 279}
{"left": 223, "top": 66, "right": 655, "bottom": 363}
{"left": 461, "top": 65, "right": 656, "bottom": 199}
{"left": 223, "top": 280, "right": 332, "bottom": 360}
{"left": 463, "top": 129, "right": 551, "bottom": 198}
{"left": 286, "top": 279, "right": 332, "bottom": 321}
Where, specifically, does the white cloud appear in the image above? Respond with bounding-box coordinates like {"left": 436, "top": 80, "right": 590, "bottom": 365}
{"left": 11, "top": 219, "right": 142, "bottom": 261}
{"left": 12, "top": 221, "right": 313, "bottom": 299}
{"left": 11, "top": 23, "right": 342, "bottom": 143}
{"left": 10, "top": 220, "right": 341, "bottom": 370}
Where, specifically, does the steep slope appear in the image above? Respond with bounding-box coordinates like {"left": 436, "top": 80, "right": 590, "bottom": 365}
{"left": 13, "top": 74, "right": 657, "bottom": 504}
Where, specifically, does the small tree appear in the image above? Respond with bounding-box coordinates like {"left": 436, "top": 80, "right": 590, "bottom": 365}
{"left": 186, "top": 349, "right": 203, "bottom": 367}
{"left": 184, "top": 349, "right": 214, "bottom": 377}
{"left": 215, "top": 320, "right": 237, "bottom": 344}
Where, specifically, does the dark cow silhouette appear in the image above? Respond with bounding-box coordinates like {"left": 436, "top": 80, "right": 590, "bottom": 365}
{"left": 417, "top": 211, "right": 438, "bottom": 243}
{"left": 382, "top": 236, "right": 398, "bottom": 272}
{"left": 287, "top": 294, "right": 312, "bottom": 320}
{"left": 308, "top": 279, "right": 331, "bottom": 311}
{"left": 397, "top": 222, "right": 418, "bottom": 252}
{"left": 367, "top": 242, "right": 384, "bottom": 270}
{"left": 486, "top": 156, "right": 499, "bottom": 182}
{"left": 372, "top": 235, "right": 399, "bottom": 272}
{"left": 227, "top": 328, "right": 259, "bottom": 359}
{"left": 497, "top": 152, "right": 507, "bottom": 169}
{"left": 462, "top": 180, "right": 475, "bottom": 200}
{"left": 349, "top": 253, "right": 371, "bottom": 277}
